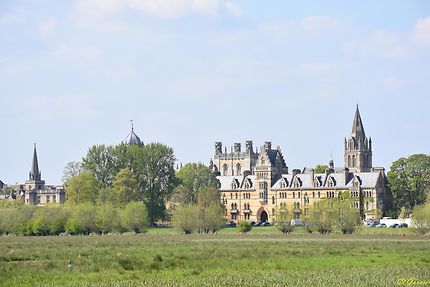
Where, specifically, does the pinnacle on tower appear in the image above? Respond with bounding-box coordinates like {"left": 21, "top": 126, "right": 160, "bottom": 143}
{"left": 30, "top": 143, "right": 42, "bottom": 181}
{"left": 351, "top": 105, "right": 366, "bottom": 141}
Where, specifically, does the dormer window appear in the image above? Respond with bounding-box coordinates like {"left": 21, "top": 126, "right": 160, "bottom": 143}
{"left": 313, "top": 178, "right": 320, "bottom": 187}
{"left": 293, "top": 178, "right": 301, "bottom": 188}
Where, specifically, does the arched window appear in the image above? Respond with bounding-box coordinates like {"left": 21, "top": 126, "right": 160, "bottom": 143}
{"left": 293, "top": 192, "right": 295, "bottom": 198}
{"left": 352, "top": 155, "right": 356, "bottom": 167}
{"left": 236, "top": 163, "right": 241, "bottom": 176}
{"left": 317, "top": 192, "right": 320, "bottom": 198}
{"left": 272, "top": 196, "right": 275, "bottom": 204}
{"left": 312, "top": 192, "right": 315, "bottom": 198}
{"left": 223, "top": 164, "right": 228, "bottom": 176}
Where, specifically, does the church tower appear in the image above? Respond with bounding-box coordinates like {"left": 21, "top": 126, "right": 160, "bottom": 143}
{"left": 344, "top": 106, "right": 372, "bottom": 172}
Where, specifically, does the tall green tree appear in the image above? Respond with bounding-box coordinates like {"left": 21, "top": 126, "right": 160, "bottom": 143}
{"left": 111, "top": 167, "right": 140, "bottom": 206}
{"left": 387, "top": 154, "right": 430, "bottom": 213}
{"left": 197, "top": 187, "right": 224, "bottom": 233}
{"left": 82, "top": 145, "right": 119, "bottom": 188}
{"left": 65, "top": 172, "right": 98, "bottom": 204}
{"left": 132, "top": 143, "right": 177, "bottom": 225}
{"left": 62, "top": 161, "right": 82, "bottom": 183}
{"left": 173, "top": 163, "right": 220, "bottom": 205}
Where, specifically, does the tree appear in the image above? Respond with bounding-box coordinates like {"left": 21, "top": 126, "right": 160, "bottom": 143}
{"left": 111, "top": 167, "right": 140, "bottom": 206}
{"left": 333, "top": 198, "right": 361, "bottom": 234}
{"left": 172, "top": 205, "right": 199, "bottom": 234}
{"left": 65, "top": 204, "right": 97, "bottom": 235}
{"left": 82, "top": 145, "right": 119, "bottom": 188}
{"left": 96, "top": 204, "right": 119, "bottom": 234}
{"left": 132, "top": 143, "right": 177, "bottom": 225}
{"left": 120, "top": 202, "right": 148, "bottom": 234}
{"left": 196, "top": 187, "right": 224, "bottom": 234}
{"left": 305, "top": 200, "right": 335, "bottom": 234}
{"left": 173, "top": 163, "right": 220, "bottom": 205}
{"left": 315, "top": 164, "right": 328, "bottom": 173}
{"left": 65, "top": 172, "right": 98, "bottom": 204}
{"left": 276, "top": 206, "right": 294, "bottom": 234}
{"left": 387, "top": 154, "right": 430, "bottom": 214}
{"left": 62, "top": 161, "right": 82, "bottom": 183}
{"left": 412, "top": 202, "right": 430, "bottom": 235}
{"left": 0, "top": 208, "right": 17, "bottom": 235}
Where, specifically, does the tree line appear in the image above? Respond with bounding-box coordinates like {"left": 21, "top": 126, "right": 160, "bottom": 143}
{"left": 0, "top": 201, "right": 148, "bottom": 236}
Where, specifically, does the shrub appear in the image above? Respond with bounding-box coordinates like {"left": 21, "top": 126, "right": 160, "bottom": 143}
{"left": 65, "top": 203, "right": 96, "bottom": 235}
{"left": 198, "top": 204, "right": 224, "bottom": 234}
{"left": 96, "top": 204, "right": 119, "bottom": 234}
{"left": 277, "top": 220, "right": 294, "bottom": 234}
{"left": 337, "top": 206, "right": 360, "bottom": 235}
{"left": 0, "top": 208, "right": 17, "bottom": 235}
{"left": 172, "top": 205, "right": 198, "bottom": 234}
{"left": 412, "top": 202, "right": 430, "bottom": 235}
{"left": 237, "top": 221, "right": 252, "bottom": 233}
{"left": 120, "top": 202, "right": 148, "bottom": 234}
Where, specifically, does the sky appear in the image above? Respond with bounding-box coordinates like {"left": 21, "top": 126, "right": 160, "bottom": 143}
{"left": 0, "top": 0, "right": 429, "bottom": 185}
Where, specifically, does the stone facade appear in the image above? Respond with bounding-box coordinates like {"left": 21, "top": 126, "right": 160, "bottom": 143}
{"left": 7, "top": 144, "right": 66, "bottom": 205}
{"left": 211, "top": 107, "right": 392, "bottom": 223}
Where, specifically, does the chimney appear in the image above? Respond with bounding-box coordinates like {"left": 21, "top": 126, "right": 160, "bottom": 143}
{"left": 264, "top": 141, "right": 272, "bottom": 151}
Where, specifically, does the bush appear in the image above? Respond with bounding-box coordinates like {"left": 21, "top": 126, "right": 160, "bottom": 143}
{"left": 198, "top": 204, "right": 224, "bottom": 234}
{"left": 65, "top": 204, "right": 96, "bottom": 235}
{"left": 120, "top": 202, "right": 148, "bottom": 234}
{"left": 96, "top": 204, "right": 119, "bottom": 234}
{"left": 337, "top": 207, "right": 360, "bottom": 235}
{"left": 0, "top": 208, "right": 17, "bottom": 235}
{"left": 237, "top": 221, "right": 252, "bottom": 233}
{"left": 412, "top": 202, "right": 430, "bottom": 235}
{"left": 277, "top": 220, "right": 294, "bottom": 234}
{"left": 172, "top": 205, "right": 198, "bottom": 234}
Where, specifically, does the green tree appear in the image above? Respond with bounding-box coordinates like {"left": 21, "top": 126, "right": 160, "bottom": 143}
{"left": 387, "top": 154, "right": 430, "bottom": 213}
{"left": 276, "top": 206, "right": 295, "bottom": 234}
{"left": 111, "top": 167, "right": 140, "bottom": 206}
{"left": 62, "top": 161, "right": 82, "bottom": 183}
{"left": 315, "top": 164, "right": 328, "bottom": 173}
{"left": 412, "top": 202, "right": 430, "bottom": 235}
{"left": 173, "top": 163, "right": 220, "bottom": 205}
{"left": 237, "top": 221, "right": 252, "bottom": 233}
{"left": 0, "top": 208, "right": 17, "bottom": 235}
{"left": 65, "top": 172, "right": 98, "bottom": 204}
{"left": 306, "top": 200, "right": 335, "bottom": 234}
{"left": 65, "top": 204, "right": 97, "bottom": 235}
{"left": 132, "top": 143, "right": 177, "bottom": 225}
{"left": 96, "top": 204, "right": 119, "bottom": 234}
{"left": 172, "top": 205, "right": 199, "bottom": 234}
{"left": 333, "top": 197, "right": 361, "bottom": 234}
{"left": 82, "top": 145, "right": 119, "bottom": 188}
{"left": 120, "top": 202, "right": 148, "bottom": 234}
{"left": 196, "top": 187, "right": 224, "bottom": 234}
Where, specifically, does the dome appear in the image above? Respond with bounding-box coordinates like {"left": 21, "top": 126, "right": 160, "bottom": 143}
{"left": 123, "top": 123, "right": 143, "bottom": 147}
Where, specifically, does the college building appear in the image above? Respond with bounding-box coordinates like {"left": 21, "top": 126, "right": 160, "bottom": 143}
{"left": 5, "top": 144, "right": 65, "bottom": 205}
{"left": 209, "top": 106, "right": 392, "bottom": 223}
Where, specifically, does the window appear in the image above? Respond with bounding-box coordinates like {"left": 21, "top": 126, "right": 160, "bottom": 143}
{"left": 272, "top": 196, "right": 275, "bottom": 204}
{"left": 317, "top": 192, "right": 320, "bottom": 198}
{"left": 298, "top": 192, "right": 301, "bottom": 198}
{"left": 236, "top": 163, "right": 241, "bottom": 176}
{"left": 312, "top": 192, "right": 315, "bottom": 198}
{"left": 293, "top": 192, "right": 295, "bottom": 198}
{"left": 235, "top": 193, "right": 238, "bottom": 199}
{"left": 223, "top": 164, "right": 228, "bottom": 176}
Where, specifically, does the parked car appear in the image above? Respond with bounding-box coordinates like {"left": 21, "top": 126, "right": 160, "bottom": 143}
{"left": 376, "top": 223, "right": 387, "bottom": 228}
{"left": 261, "top": 222, "right": 271, "bottom": 227}
{"left": 225, "top": 221, "right": 236, "bottom": 228}
{"left": 368, "top": 222, "right": 379, "bottom": 227}
{"left": 389, "top": 223, "right": 400, "bottom": 228}
{"left": 249, "top": 221, "right": 256, "bottom": 226}
{"left": 254, "top": 221, "right": 262, "bottom": 227}
{"left": 291, "top": 219, "right": 305, "bottom": 226}
{"left": 399, "top": 223, "right": 408, "bottom": 228}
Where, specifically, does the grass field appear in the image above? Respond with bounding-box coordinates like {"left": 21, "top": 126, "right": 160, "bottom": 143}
{"left": 0, "top": 228, "right": 429, "bottom": 287}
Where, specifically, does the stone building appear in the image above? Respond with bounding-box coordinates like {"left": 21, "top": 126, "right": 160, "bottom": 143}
{"left": 211, "top": 106, "right": 392, "bottom": 223}
{"left": 18, "top": 144, "right": 65, "bottom": 205}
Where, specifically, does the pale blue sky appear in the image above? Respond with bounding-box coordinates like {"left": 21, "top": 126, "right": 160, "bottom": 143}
{"left": 1, "top": 0, "right": 429, "bottom": 184}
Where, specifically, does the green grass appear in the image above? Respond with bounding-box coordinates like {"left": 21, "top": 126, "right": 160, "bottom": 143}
{"left": 0, "top": 229, "right": 429, "bottom": 286}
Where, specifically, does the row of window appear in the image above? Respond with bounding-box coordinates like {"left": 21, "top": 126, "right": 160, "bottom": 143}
{"left": 222, "top": 163, "right": 242, "bottom": 176}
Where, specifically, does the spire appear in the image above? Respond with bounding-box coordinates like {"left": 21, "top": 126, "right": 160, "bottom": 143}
{"left": 351, "top": 105, "right": 366, "bottom": 140}
{"left": 30, "top": 143, "right": 41, "bottom": 181}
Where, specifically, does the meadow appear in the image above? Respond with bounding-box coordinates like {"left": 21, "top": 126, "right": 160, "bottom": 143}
{"left": 0, "top": 227, "right": 429, "bottom": 287}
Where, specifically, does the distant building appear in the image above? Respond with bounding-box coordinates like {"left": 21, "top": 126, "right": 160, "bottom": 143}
{"left": 22, "top": 144, "right": 66, "bottom": 205}
{"left": 210, "top": 106, "right": 392, "bottom": 223}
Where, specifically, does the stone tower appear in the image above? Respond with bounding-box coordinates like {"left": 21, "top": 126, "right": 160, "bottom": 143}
{"left": 344, "top": 106, "right": 372, "bottom": 172}
{"left": 25, "top": 143, "right": 46, "bottom": 204}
